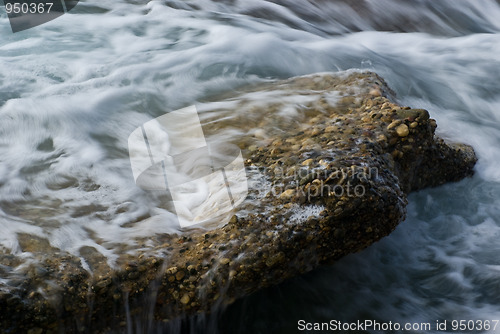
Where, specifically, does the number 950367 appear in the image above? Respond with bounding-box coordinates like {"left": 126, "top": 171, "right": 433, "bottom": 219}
{"left": 5, "top": 2, "right": 54, "bottom": 14}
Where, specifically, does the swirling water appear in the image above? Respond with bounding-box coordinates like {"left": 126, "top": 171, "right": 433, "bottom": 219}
{"left": 1, "top": 0, "right": 500, "bottom": 333}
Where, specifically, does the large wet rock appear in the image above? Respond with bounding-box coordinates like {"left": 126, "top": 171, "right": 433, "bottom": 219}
{"left": 0, "top": 71, "right": 476, "bottom": 333}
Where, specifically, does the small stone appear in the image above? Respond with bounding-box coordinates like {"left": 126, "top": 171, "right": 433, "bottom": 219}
{"left": 180, "top": 294, "right": 190, "bottom": 305}
{"left": 369, "top": 88, "right": 381, "bottom": 97}
{"left": 377, "top": 134, "right": 387, "bottom": 142}
{"left": 220, "top": 258, "right": 230, "bottom": 265}
{"left": 280, "top": 189, "right": 295, "bottom": 199}
{"left": 229, "top": 215, "right": 238, "bottom": 224}
{"left": 402, "top": 145, "right": 413, "bottom": 151}
{"left": 311, "top": 128, "right": 321, "bottom": 136}
{"left": 302, "top": 159, "right": 314, "bottom": 166}
{"left": 387, "top": 120, "right": 401, "bottom": 130}
{"left": 325, "top": 126, "right": 337, "bottom": 133}
{"left": 96, "top": 279, "right": 109, "bottom": 289}
{"left": 396, "top": 124, "right": 409, "bottom": 137}
{"left": 319, "top": 159, "right": 329, "bottom": 167}
{"left": 166, "top": 267, "right": 178, "bottom": 275}
{"left": 409, "top": 122, "right": 418, "bottom": 128}
{"left": 248, "top": 145, "right": 258, "bottom": 152}
{"left": 175, "top": 271, "right": 185, "bottom": 281}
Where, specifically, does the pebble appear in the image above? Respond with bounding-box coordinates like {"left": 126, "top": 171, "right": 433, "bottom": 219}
{"left": 381, "top": 102, "right": 391, "bottom": 109}
{"left": 396, "top": 124, "right": 409, "bottom": 137}
{"left": 387, "top": 120, "right": 401, "bottom": 130}
{"left": 175, "top": 271, "right": 185, "bottom": 281}
{"left": 377, "top": 134, "right": 387, "bottom": 142}
{"left": 369, "top": 88, "right": 381, "bottom": 97}
{"left": 229, "top": 215, "right": 238, "bottom": 224}
{"left": 410, "top": 122, "right": 419, "bottom": 128}
{"left": 166, "top": 267, "right": 178, "bottom": 275}
{"left": 325, "top": 126, "right": 337, "bottom": 133}
{"left": 310, "top": 128, "right": 322, "bottom": 136}
{"left": 279, "top": 189, "right": 295, "bottom": 199}
{"left": 220, "top": 258, "right": 230, "bottom": 265}
{"left": 301, "top": 159, "right": 314, "bottom": 166}
{"left": 180, "top": 294, "right": 190, "bottom": 305}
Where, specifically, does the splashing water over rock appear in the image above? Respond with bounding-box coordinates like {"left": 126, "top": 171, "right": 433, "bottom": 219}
{"left": 0, "top": 71, "right": 476, "bottom": 332}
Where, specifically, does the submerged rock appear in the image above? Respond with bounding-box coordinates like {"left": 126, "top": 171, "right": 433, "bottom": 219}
{"left": 0, "top": 71, "right": 476, "bottom": 332}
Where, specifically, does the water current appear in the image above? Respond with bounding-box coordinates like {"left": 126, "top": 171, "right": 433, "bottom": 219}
{"left": 1, "top": 0, "right": 500, "bottom": 333}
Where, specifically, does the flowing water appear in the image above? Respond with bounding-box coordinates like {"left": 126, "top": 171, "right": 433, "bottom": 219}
{"left": 1, "top": 0, "right": 500, "bottom": 333}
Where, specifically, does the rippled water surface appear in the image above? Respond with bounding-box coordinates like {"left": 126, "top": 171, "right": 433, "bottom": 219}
{"left": 1, "top": 0, "right": 500, "bottom": 333}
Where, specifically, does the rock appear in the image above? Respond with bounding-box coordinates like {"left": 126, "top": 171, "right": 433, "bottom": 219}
{"left": 387, "top": 120, "right": 401, "bottom": 130}
{"left": 180, "top": 294, "right": 190, "bottom": 305}
{"left": 396, "top": 124, "right": 410, "bottom": 137}
{"left": 279, "top": 189, "right": 295, "bottom": 199}
{"left": 0, "top": 71, "right": 477, "bottom": 332}
{"left": 175, "top": 270, "right": 185, "bottom": 281}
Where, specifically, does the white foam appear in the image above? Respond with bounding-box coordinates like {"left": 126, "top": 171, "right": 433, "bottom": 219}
{"left": 288, "top": 204, "right": 325, "bottom": 225}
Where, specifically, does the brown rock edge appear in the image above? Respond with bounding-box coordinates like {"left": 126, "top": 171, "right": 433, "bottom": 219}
{"left": 0, "top": 72, "right": 477, "bottom": 333}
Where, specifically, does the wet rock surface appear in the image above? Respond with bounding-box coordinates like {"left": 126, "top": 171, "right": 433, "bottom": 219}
{"left": 0, "top": 71, "right": 476, "bottom": 333}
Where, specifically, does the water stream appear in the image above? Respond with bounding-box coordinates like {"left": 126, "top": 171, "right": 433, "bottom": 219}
{"left": 1, "top": 0, "right": 500, "bottom": 333}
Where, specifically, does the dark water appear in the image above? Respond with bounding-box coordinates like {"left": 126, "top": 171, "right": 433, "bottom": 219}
{"left": 1, "top": 0, "right": 500, "bottom": 333}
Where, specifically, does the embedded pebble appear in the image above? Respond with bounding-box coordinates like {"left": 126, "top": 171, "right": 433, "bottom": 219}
{"left": 387, "top": 120, "right": 401, "bottom": 130}
{"left": 180, "top": 294, "right": 190, "bottom": 305}
{"left": 396, "top": 124, "right": 409, "bottom": 137}
{"left": 279, "top": 189, "right": 295, "bottom": 199}
{"left": 301, "top": 159, "right": 314, "bottom": 166}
